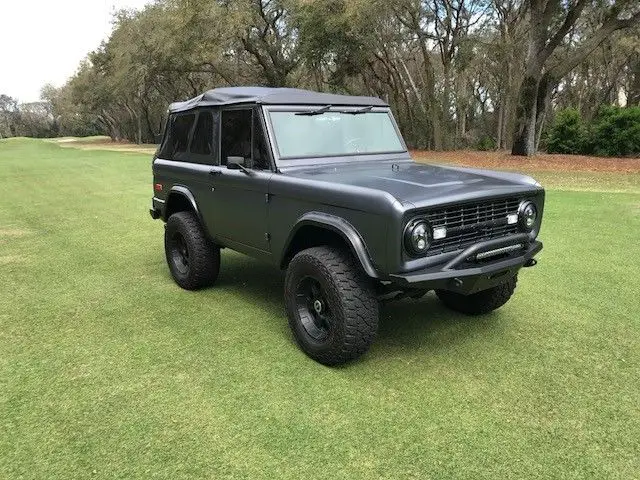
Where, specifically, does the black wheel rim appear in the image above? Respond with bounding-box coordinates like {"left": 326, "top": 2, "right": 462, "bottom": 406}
{"left": 170, "top": 232, "right": 190, "bottom": 275}
{"left": 295, "top": 277, "right": 332, "bottom": 341}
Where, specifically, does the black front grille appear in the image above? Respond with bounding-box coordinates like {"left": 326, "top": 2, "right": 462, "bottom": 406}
{"left": 425, "top": 197, "right": 521, "bottom": 256}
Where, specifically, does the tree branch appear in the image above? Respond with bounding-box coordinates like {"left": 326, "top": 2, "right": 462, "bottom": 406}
{"left": 548, "top": 10, "right": 640, "bottom": 80}
{"left": 539, "top": 0, "right": 589, "bottom": 62}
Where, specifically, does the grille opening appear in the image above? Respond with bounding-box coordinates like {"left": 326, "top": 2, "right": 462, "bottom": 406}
{"left": 425, "top": 197, "right": 522, "bottom": 256}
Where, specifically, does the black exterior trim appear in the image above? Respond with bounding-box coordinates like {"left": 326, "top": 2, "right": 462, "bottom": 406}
{"left": 170, "top": 87, "right": 387, "bottom": 113}
{"left": 281, "top": 212, "right": 379, "bottom": 279}
{"left": 388, "top": 238, "right": 542, "bottom": 295}
{"left": 163, "top": 186, "right": 201, "bottom": 222}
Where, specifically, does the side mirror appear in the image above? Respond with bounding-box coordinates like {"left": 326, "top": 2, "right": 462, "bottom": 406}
{"left": 227, "top": 156, "right": 247, "bottom": 169}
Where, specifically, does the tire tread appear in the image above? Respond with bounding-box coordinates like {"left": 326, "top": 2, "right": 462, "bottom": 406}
{"left": 165, "top": 211, "right": 220, "bottom": 290}
{"left": 436, "top": 275, "right": 517, "bottom": 315}
{"left": 285, "top": 246, "right": 378, "bottom": 365}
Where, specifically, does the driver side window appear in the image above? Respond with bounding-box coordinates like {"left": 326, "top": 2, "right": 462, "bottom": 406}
{"left": 220, "top": 109, "right": 272, "bottom": 170}
{"left": 220, "top": 109, "right": 251, "bottom": 166}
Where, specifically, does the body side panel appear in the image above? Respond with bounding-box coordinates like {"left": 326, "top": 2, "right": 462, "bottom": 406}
{"left": 267, "top": 174, "right": 405, "bottom": 274}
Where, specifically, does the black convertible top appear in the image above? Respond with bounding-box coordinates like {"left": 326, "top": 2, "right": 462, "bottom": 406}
{"left": 169, "top": 86, "right": 388, "bottom": 113}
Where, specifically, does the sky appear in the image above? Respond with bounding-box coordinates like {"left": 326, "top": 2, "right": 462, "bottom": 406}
{"left": 0, "top": 0, "right": 151, "bottom": 103}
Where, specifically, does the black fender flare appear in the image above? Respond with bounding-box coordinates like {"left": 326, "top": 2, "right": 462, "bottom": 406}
{"left": 281, "top": 212, "right": 379, "bottom": 279}
{"left": 164, "top": 185, "right": 202, "bottom": 222}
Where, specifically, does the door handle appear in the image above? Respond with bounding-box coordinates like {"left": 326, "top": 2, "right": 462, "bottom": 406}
{"left": 209, "top": 169, "right": 223, "bottom": 176}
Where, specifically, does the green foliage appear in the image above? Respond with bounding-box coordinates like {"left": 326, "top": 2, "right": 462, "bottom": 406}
{"left": 476, "top": 135, "right": 496, "bottom": 151}
{"left": 546, "top": 108, "right": 586, "bottom": 154}
{"left": 546, "top": 107, "right": 640, "bottom": 157}
{"left": 7, "top": 0, "right": 638, "bottom": 151}
{"left": 588, "top": 106, "right": 640, "bottom": 157}
{"left": 295, "top": 0, "right": 381, "bottom": 88}
{"left": 0, "top": 95, "right": 62, "bottom": 139}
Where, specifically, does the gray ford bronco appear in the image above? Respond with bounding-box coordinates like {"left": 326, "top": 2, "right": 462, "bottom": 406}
{"left": 150, "top": 87, "right": 544, "bottom": 365}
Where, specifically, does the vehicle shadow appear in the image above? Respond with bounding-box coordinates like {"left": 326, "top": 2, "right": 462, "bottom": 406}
{"left": 376, "top": 294, "right": 500, "bottom": 355}
{"left": 208, "top": 252, "right": 500, "bottom": 356}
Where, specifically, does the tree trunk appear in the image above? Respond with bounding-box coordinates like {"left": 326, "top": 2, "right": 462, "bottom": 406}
{"left": 100, "top": 111, "right": 122, "bottom": 141}
{"left": 511, "top": 75, "right": 540, "bottom": 156}
{"left": 534, "top": 74, "right": 553, "bottom": 151}
{"left": 627, "top": 55, "right": 640, "bottom": 106}
{"left": 418, "top": 40, "right": 443, "bottom": 150}
{"left": 457, "top": 104, "right": 466, "bottom": 142}
{"left": 442, "top": 62, "right": 451, "bottom": 149}
{"left": 503, "top": 62, "right": 517, "bottom": 150}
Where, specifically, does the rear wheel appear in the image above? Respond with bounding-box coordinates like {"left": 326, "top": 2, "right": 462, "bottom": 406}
{"left": 284, "top": 246, "right": 379, "bottom": 366}
{"left": 165, "top": 211, "right": 220, "bottom": 290}
{"left": 436, "top": 275, "right": 517, "bottom": 315}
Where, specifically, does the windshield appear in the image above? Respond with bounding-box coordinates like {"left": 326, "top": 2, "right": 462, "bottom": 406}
{"left": 268, "top": 110, "right": 405, "bottom": 159}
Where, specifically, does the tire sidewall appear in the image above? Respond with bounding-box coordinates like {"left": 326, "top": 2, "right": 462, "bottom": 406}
{"left": 165, "top": 215, "right": 193, "bottom": 284}
{"left": 164, "top": 212, "right": 219, "bottom": 289}
{"left": 285, "top": 255, "right": 348, "bottom": 357}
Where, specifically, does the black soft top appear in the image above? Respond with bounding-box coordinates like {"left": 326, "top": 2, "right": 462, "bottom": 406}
{"left": 168, "top": 86, "right": 388, "bottom": 113}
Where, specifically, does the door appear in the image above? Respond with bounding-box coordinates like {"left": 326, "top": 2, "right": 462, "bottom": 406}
{"left": 207, "top": 108, "right": 272, "bottom": 254}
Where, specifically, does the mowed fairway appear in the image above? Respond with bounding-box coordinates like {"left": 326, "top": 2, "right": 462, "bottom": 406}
{"left": 1, "top": 138, "right": 639, "bottom": 479}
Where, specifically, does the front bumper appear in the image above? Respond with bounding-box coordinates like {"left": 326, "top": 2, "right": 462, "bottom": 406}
{"left": 387, "top": 234, "right": 542, "bottom": 295}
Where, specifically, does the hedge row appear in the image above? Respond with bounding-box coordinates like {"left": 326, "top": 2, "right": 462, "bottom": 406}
{"left": 545, "top": 106, "right": 640, "bottom": 157}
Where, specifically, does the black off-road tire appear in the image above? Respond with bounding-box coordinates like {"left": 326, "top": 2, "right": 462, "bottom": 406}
{"left": 284, "top": 246, "right": 379, "bottom": 366}
{"left": 436, "top": 275, "right": 518, "bottom": 315}
{"left": 164, "top": 211, "right": 220, "bottom": 290}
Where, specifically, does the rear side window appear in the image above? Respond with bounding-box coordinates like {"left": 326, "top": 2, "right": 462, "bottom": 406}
{"left": 159, "top": 113, "right": 196, "bottom": 160}
{"left": 190, "top": 112, "right": 213, "bottom": 155}
{"left": 189, "top": 111, "right": 218, "bottom": 163}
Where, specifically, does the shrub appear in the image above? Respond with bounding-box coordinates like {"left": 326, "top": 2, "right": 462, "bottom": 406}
{"left": 588, "top": 106, "right": 640, "bottom": 157}
{"left": 546, "top": 108, "right": 586, "bottom": 154}
{"left": 546, "top": 106, "right": 640, "bottom": 157}
{"left": 476, "top": 135, "right": 496, "bottom": 151}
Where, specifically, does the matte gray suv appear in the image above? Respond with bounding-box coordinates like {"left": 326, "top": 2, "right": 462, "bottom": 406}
{"left": 150, "top": 87, "right": 544, "bottom": 365}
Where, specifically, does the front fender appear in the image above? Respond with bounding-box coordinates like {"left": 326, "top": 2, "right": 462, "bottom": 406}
{"left": 281, "top": 212, "right": 379, "bottom": 279}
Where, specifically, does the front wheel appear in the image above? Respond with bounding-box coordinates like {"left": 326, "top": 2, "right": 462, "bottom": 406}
{"left": 436, "top": 275, "right": 518, "bottom": 315}
{"left": 284, "top": 246, "right": 379, "bottom": 366}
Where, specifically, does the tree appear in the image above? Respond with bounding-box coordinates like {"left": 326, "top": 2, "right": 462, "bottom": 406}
{"left": 0, "top": 94, "right": 18, "bottom": 138}
{"left": 26, "top": 0, "right": 637, "bottom": 154}
{"left": 511, "top": 0, "right": 640, "bottom": 156}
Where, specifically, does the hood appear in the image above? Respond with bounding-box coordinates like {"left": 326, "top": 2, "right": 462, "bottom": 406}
{"left": 284, "top": 160, "right": 542, "bottom": 207}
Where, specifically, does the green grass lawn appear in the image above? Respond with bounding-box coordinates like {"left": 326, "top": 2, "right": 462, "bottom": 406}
{"left": 1, "top": 138, "right": 638, "bottom": 479}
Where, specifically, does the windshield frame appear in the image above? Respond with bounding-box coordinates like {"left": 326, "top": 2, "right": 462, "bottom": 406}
{"left": 262, "top": 105, "right": 408, "bottom": 167}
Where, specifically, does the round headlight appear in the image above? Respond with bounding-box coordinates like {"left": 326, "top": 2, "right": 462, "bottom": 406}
{"left": 404, "top": 220, "right": 431, "bottom": 255}
{"left": 519, "top": 201, "right": 538, "bottom": 230}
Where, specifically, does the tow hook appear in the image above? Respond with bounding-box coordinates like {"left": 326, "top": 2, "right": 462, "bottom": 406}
{"left": 524, "top": 258, "right": 538, "bottom": 268}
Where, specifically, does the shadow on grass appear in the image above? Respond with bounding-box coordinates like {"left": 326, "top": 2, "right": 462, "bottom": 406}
{"left": 207, "top": 252, "right": 500, "bottom": 356}
{"left": 376, "top": 295, "right": 502, "bottom": 355}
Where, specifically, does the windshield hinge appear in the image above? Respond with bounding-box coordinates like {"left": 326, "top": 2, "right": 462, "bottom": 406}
{"left": 295, "top": 105, "right": 331, "bottom": 116}
{"left": 344, "top": 106, "right": 373, "bottom": 115}
{"left": 265, "top": 193, "right": 270, "bottom": 204}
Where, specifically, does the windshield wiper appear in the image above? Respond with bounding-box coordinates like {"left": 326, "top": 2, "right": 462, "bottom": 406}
{"left": 295, "top": 105, "right": 332, "bottom": 116}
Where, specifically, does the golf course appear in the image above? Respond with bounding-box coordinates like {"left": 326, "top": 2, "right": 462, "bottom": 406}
{"left": 1, "top": 137, "right": 638, "bottom": 478}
